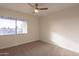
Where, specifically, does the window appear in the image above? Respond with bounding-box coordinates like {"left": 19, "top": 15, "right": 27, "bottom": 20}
{"left": 17, "top": 20, "right": 27, "bottom": 34}
{"left": 0, "top": 17, "right": 27, "bottom": 35}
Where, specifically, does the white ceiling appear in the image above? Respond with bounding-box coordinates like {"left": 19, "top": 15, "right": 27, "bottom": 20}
{"left": 0, "top": 3, "right": 78, "bottom": 16}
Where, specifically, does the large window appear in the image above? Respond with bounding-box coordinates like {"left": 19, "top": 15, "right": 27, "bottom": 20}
{"left": 0, "top": 17, "right": 27, "bottom": 35}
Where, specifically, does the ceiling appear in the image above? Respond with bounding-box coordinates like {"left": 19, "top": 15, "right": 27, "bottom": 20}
{"left": 0, "top": 3, "right": 78, "bottom": 16}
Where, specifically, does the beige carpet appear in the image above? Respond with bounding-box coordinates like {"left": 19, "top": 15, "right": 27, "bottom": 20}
{"left": 0, "top": 40, "right": 79, "bottom": 56}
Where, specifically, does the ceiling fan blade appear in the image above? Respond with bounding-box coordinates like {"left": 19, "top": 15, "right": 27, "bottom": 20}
{"left": 27, "top": 3, "right": 35, "bottom": 8}
{"left": 37, "top": 8, "right": 48, "bottom": 10}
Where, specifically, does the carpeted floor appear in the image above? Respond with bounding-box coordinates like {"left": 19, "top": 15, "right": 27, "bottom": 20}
{"left": 0, "top": 40, "right": 79, "bottom": 56}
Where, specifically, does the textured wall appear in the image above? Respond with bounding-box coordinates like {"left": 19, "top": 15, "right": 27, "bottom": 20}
{"left": 39, "top": 5, "right": 79, "bottom": 53}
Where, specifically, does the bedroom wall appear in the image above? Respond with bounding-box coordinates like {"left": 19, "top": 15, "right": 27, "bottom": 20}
{"left": 0, "top": 7, "right": 39, "bottom": 49}
{"left": 39, "top": 5, "right": 79, "bottom": 53}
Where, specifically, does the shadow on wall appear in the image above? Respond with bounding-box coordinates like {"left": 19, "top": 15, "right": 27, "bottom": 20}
{"left": 50, "top": 32, "right": 79, "bottom": 53}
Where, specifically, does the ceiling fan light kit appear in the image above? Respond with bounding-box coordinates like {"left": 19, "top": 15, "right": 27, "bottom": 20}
{"left": 34, "top": 9, "right": 39, "bottom": 13}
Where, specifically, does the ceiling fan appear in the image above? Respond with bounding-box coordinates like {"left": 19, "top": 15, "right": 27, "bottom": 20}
{"left": 27, "top": 3, "right": 48, "bottom": 13}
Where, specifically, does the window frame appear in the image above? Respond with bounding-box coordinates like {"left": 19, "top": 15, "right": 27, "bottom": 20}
{"left": 0, "top": 16, "right": 27, "bottom": 35}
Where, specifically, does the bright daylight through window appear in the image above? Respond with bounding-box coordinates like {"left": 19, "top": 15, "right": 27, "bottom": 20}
{"left": 0, "top": 17, "right": 27, "bottom": 35}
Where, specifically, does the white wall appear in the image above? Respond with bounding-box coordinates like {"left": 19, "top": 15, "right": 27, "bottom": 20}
{"left": 0, "top": 7, "right": 39, "bottom": 49}
{"left": 40, "top": 5, "right": 79, "bottom": 53}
